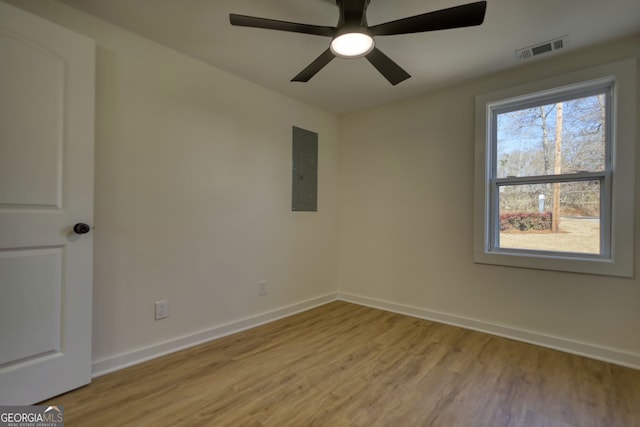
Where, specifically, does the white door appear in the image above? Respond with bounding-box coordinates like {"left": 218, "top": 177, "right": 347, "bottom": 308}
{"left": 0, "top": 1, "right": 95, "bottom": 405}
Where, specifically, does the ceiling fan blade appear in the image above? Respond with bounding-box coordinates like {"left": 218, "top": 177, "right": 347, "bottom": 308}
{"left": 365, "top": 48, "right": 411, "bottom": 85}
{"left": 369, "top": 1, "right": 487, "bottom": 36}
{"left": 230, "top": 14, "right": 335, "bottom": 37}
{"left": 292, "top": 49, "right": 336, "bottom": 82}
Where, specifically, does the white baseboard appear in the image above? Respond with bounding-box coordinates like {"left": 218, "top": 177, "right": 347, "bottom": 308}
{"left": 338, "top": 292, "right": 640, "bottom": 370}
{"left": 91, "top": 293, "right": 338, "bottom": 377}
{"left": 92, "top": 291, "right": 640, "bottom": 378}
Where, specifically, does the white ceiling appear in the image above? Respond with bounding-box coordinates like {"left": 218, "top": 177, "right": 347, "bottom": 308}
{"left": 57, "top": 0, "right": 640, "bottom": 114}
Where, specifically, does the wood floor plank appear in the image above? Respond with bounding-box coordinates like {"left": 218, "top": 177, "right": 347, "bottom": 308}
{"left": 41, "top": 301, "right": 640, "bottom": 426}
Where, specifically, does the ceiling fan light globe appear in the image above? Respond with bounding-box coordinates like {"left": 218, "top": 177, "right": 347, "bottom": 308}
{"left": 330, "top": 32, "right": 375, "bottom": 58}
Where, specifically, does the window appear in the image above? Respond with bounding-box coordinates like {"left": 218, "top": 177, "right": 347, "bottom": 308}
{"left": 474, "top": 59, "right": 636, "bottom": 277}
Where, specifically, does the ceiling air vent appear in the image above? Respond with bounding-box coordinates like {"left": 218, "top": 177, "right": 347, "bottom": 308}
{"left": 515, "top": 36, "right": 568, "bottom": 61}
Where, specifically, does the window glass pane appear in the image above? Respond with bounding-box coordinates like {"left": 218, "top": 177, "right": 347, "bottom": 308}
{"left": 497, "top": 181, "right": 600, "bottom": 254}
{"left": 496, "top": 94, "right": 606, "bottom": 178}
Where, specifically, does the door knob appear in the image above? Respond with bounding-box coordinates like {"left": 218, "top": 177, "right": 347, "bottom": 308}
{"left": 73, "top": 223, "right": 91, "bottom": 235}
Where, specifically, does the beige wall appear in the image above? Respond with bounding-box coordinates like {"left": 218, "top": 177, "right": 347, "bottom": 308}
{"left": 338, "top": 34, "right": 640, "bottom": 359}
{"left": 6, "top": 0, "right": 341, "bottom": 364}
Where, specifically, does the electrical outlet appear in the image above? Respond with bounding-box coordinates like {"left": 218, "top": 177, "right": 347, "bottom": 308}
{"left": 258, "top": 280, "right": 267, "bottom": 296}
{"left": 155, "top": 299, "right": 169, "bottom": 320}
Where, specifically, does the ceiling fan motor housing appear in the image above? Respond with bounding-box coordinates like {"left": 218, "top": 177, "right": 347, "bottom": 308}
{"left": 336, "top": 0, "right": 371, "bottom": 27}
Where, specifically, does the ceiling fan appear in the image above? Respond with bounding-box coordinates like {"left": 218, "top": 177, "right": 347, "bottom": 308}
{"left": 230, "top": 0, "right": 487, "bottom": 85}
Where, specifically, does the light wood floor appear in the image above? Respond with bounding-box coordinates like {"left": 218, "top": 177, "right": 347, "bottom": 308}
{"left": 43, "top": 301, "right": 640, "bottom": 426}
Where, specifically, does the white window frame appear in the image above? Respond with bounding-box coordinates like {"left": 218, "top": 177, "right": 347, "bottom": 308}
{"left": 474, "top": 59, "right": 636, "bottom": 277}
